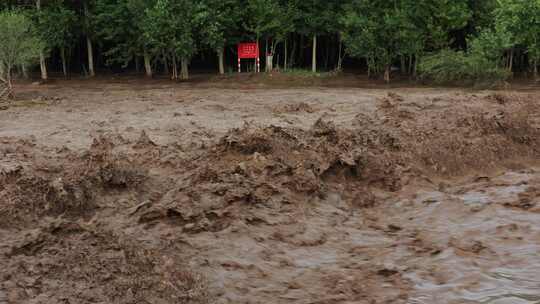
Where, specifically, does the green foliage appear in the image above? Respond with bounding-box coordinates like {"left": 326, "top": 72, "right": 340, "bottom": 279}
{"left": 243, "top": 0, "right": 283, "bottom": 41}
{"left": 34, "top": 1, "right": 77, "bottom": 52}
{"left": 467, "top": 0, "right": 498, "bottom": 33}
{"left": 3, "top": 0, "right": 540, "bottom": 81}
{"left": 274, "top": 1, "right": 299, "bottom": 43}
{"left": 495, "top": 0, "right": 540, "bottom": 65}
{"left": 415, "top": 0, "right": 519, "bottom": 84}
{"left": 94, "top": 0, "right": 155, "bottom": 66}
{"left": 418, "top": 49, "right": 510, "bottom": 85}
{"left": 143, "top": 0, "right": 198, "bottom": 61}
{"left": 340, "top": 0, "right": 415, "bottom": 74}
{"left": 295, "top": 0, "right": 339, "bottom": 36}
{"left": 198, "top": 0, "right": 242, "bottom": 51}
{"left": 468, "top": 28, "right": 513, "bottom": 63}
{"left": 82, "top": 0, "right": 96, "bottom": 38}
{"left": 408, "top": 0, "right": 471, "bottom": 50}
{"left": 281, "top": 68, "right": 331, "bottom": 78}
{"left": 340, "top": 0, "right": 473, "bottom": 80}
{"left": 240, "top": 0, "right": 300, "bottom": 57}
{"left": 0, "top": 10, "right": 43, "bottom": 83}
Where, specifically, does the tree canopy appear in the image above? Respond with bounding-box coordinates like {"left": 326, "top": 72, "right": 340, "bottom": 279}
{"left": 1, "top": 0, "right": 539, "bottom": 82}
{"left": 0, "top": 9, "right": 43, "bottom": 90}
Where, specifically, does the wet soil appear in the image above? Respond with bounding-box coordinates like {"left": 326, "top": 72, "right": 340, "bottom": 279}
{"left": 1, "top": 79, "right": 540, "bottom": 303}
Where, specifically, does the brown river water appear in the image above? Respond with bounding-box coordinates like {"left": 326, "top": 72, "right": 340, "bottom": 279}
{"left": 2, "top": 84, "right": 540, "bottom": 303}
{"left": 403, "top": 170, "right": 540, "bottom": 304}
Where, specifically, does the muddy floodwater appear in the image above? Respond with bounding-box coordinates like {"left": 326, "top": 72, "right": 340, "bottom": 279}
{"left": 1, "top": 79, "right": 540, "bottom": 303}
{"left": 403, "top": 170, "right": 540, "bottom": 304}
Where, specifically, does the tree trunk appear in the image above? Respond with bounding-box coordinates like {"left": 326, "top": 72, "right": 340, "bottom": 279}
{"left": 143, "top": 51, "right": 152, "bottom": 77}
{"left": 265, "top": 38, "right": 269, "bottom": 72}
{"left": 408, "top": 54, "right": 413, "bottom": 75}
{"left": 180, "top": 57, "right": 189, "bottom": 80}
{"left": 256, "top": 38, "right": 260, "bottom": 73}
{"left": 21, "top": 63, "right": 29, "bottom": 79}
{"left": 324, "top": 36, "right": 330, "bottom": 70}
{"left": 384, "top": 65, "right": 391, "bottom": 83}
{"left": 508, "top": 49, "right": 514, "bottom": 73}
{"left": 290, "top": 35, "right": 297, "bottom": 68}
{"left": 0, "top": 65, "right": 13, "bottom": 99}
{"left": 284, "top": 38, "right": 288, "bottom": 71}
{"left": 84, "top": 1, "right": 95, "bottom": 77}
{"left": 267, "top": 54, "right": 273, "bottom": 72}
{"left": 36, "top": 0, "right": 48, "bottom": 81}
{"left": 312, "top": 34, "right": 317, "bottom": 73}
{"left": 39, "top": 54, "right": 47, "bottom": 80}
{"left": 6, "top": 66, "right": 12, "bottom": 91}
{"left": 337, "top": 34, "right": 343, "bottom": 71}
{"left": 534, "top": 59, "right": 538, "bottom": 80}
{"left": 86, "top": 36, "right": 95, "bottom": 77}
{"left": 172, "top": 54, "right": 177, "bottom": 79}
{"left": 135, "top": 56, "right": 140, "bottom": 73}
{"left": 162, "top": 52, "right": 169, "bottom": 75}
{"left": 268, "top": 40, "right": 278, "bottom": 72}
{"left": 60, "top": 47, "right": 68, "bottom": 78}
{"left": 218, "top": 47, "right": 225, "bottom": 74}
{"left": 413, "top": 54, "right": 418, "bottom": 77}
{"left": 400, "top": 56, "right": 406, "bottom": 75}
{"left": 299, "top": 35, "right": 304, "bottom": 66}
{"left": 367, "top": 57, "right": 371, "bottom": 78}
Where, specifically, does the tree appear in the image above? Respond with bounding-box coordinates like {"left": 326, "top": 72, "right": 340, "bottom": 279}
{"left": 198, "top": 0, "right": 242, "bottom": 74}
{"left": 401, "top": 0, "right": 471, "bottom": 75}
{"left": 418, "top": 48, "right": 510, "bottom": 85}
{"left": 0, "top": 10, "right": 43, "bottom": 96}
{"left": 466, "top": 0, "right": 498, "bottom": 34}
{"left": 468, "top": 27, "right": 514, "bottom": 70}
{"left": 496, "top": 0, "right": 540, "bottom": 78}
{"left": 35, "top": 0, "right": 48, "bottom": 80}
{"left": 143, "top": 0, "right": 199, "bottom": 80}
{"left": 35, "top": 0, "right": 77, "bottom": 78}
{"left": 242, "top": 0, "right": 281, "bottom": 71}
{"left": 341, "top": 0, "right": 412, "bottom": 81}
{"left": 405, "top": 0, "right": 471, "bottom": 50}
{"left": 296, "top": 0, "right": 339, "bottom": 72}
{"left": 2, "top": 0, "right": 539, "bottom": 82}
{"left": 94, "top": 0, "right": 156, "bottom": 77}
{"left": 341, "top": 0, "right": 472, "bottom": 81}
{"left": 274, "top": 1, "right": 299, "bottom": 71}
{"left": 83, "top": 0, "right": 96, "bottom": 77}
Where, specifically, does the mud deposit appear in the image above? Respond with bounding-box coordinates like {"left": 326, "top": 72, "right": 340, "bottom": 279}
{"left": 1, "top": 81, "right": 540, "bottom": 303}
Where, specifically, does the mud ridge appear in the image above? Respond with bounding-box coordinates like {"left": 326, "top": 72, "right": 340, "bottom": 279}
{"left": 2, "top": 89, "right": 540, "bottom": 303}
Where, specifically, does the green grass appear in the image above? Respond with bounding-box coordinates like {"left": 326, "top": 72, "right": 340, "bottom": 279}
{"left": 220, "top": 67, "right": 339, "bottom": 80}
{"left": 280, "top": 68, "right": 335, "bottom": 78}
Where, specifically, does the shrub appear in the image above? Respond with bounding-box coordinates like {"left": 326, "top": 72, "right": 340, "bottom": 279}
{"left": 0, "top": 10, "right": 43, "bottom": 92}
{"left": 418, "top": 49, "right": 510, "bottom": 85}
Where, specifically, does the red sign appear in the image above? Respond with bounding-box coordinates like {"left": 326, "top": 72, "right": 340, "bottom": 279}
{"left": 238, "top": 43, "right": 259, "bottom": 59}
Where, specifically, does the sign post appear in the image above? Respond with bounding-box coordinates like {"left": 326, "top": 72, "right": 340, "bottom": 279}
{"left": 238, "top": 42, "right": 260, "bottom": 73}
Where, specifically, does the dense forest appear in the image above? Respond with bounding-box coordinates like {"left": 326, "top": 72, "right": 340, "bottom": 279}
{"left": 1, "top": 0, "right": 540, "bottom": 85}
